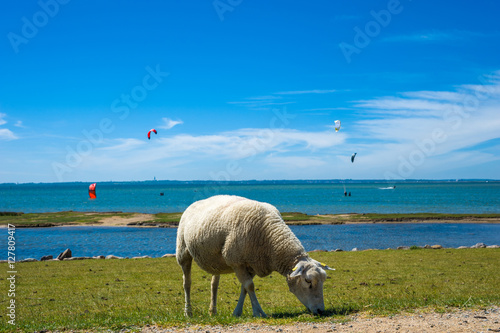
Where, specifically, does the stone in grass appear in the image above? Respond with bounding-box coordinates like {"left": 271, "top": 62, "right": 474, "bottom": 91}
{"left": 397, "top": 246, "right": 410, "bottom": 250}
{"left": 93, "top": 255, "right": 105, "bottom": 259}
{"left": 351, "top": 248, "right": 359, "bottom": 251}
{"left": 471, "top": 243, "right": 487, "bottom": 248}
{"left": 64, "top": 257, "right": 93, "bottom": 261}
{"left": 486, "top": 245, "right": 499, "bottom": 249}
{"left": 20, "top": 258, "right": 38, "bottom": 262}
{"left": 162, "top": 254, "right": 175, "bottom": 258}
{"left": 57, "top": 248, "right": 72, "bottom": 260}
{"left": 132, "top": 255, "right": 152, "bottom": 259}
{"left": 457, "top": 246, "right": 469, "bottom": 249}
{"left": 431, "top": 245, "right": 443, "bottom": 249}
{"left": 105, "top": 255, "right": 123, "bottom": 259}
{"left": 40, "top": 255, "right": 53, "bottom": 261}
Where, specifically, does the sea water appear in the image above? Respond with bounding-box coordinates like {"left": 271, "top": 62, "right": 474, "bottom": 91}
{"left": 1, "top": 181, "right": 499, "bottom": 214}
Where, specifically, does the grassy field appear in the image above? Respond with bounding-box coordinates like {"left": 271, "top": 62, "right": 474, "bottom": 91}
{"left": 0, "top": 211, "right": 137, "bottom": 227}
{"left": 1, "top": 249, "right": 499, "bottom": 332}
{"left": 1, "top": 211, "right": 500, "bottom": 227}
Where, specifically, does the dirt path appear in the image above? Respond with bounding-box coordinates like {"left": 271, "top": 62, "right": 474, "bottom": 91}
{"left": 142, "top": 306, "right": 500, "bottom": 332}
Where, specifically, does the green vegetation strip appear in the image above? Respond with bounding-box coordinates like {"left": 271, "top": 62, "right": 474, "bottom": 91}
{"left": 0, "top": 212, "right": 136, "bottom": 227}
{"left": 2, "top": 212, "right": 500, "bottom": 227}
{"left": 354, "top": 213, "right": 500, "bottom": 222}
{"left": 1, "top": 249, "right": 499, "bottom": 332}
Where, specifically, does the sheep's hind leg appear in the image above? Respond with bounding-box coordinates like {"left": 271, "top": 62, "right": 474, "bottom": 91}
{"left": 210, "top": 275, "right": 220, "bottom": 315}
{"left": 179, "top": 255, "right": 193, "bottom": 317}
{"left": 233, "top": 266, "right": 267, "bottom": 318}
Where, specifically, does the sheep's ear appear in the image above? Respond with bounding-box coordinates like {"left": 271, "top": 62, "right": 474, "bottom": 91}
{"left": 289, "top": 263, "right": 304, "bottom": 278}
{"left": 314, "top": 260, "right": 335, "bottom": 271}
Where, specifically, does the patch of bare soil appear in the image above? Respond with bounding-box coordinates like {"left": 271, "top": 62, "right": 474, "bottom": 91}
{"left": 97, "top": 213, "right": 155, "bottom": 226}
{"left": 142, "top": 307, "right": 500, "bottom": 333}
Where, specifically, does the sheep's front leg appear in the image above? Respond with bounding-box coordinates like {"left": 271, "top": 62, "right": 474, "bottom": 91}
{"left": 233, "top": 266, "right": 267, "bottom": 318}
{"left": 210, "top": 275, "right": 220, "bottom": 315}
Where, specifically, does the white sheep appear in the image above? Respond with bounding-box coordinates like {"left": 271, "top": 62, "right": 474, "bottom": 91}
{"left": 176, "top": 195, "right": 334, "bottom": 317}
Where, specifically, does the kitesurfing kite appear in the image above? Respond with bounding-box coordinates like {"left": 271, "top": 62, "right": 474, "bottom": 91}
{"left": 89, "top": 183, "right": 97, "bottom": 199}
{"left": 147, "top": 129, "right": 157, "bottom": 140}
{"left": 351, "top": 153, "right": 357, "bottom": 163}
{"left": 334, "top": 120, "right": 341, "bottom": 132}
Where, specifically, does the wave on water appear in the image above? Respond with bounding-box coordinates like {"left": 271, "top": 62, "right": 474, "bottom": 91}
{"left": 378, "top": 186, "right": 396, "bottom": 190}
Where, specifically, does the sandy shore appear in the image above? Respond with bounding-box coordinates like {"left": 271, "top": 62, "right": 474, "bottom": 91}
{"left": 93, "top": 213, "right": 156, "bottom": 226}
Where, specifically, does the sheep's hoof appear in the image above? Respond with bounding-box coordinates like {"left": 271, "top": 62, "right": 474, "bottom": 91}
{"left": 184, "top": 308, "right": 193, "bottom": 317}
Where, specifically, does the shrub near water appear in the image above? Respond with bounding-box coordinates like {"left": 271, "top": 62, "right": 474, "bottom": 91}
{"left": 1, "top": 249, "right": 499, "bottom": 332}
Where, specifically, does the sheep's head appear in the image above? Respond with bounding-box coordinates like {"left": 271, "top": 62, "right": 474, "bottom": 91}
{"left": 286, "top": 259, "right": 334, "bottom": 315}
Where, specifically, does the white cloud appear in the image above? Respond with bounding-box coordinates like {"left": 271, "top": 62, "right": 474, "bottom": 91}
{"left": 101, "top": 128, "right": 344, "bottom": 160}
{"left": 0, "top": 113, "right": 7, "bottom": 126}
{"left": 78, "top": 128, "right": 345, "bottom": 179}
{"left": 304, "top": 107, "right": 353, "bottom": 111}
{"left": 354, "top": 97, "right": 454, "bottom": 116}
{"left": 229, "top": 90, "right": 337, "bottom": 111}
{"left": 0, "top": 129, "right": 17, "bottom": 140}
{"left": 381, "top": 30, "right": 498, "bottom": 43}
{"left": 275, "top": 89, "right": 337, "bottom": 95}
{"left": 227, "top": 99, "right": 294, "bottom": 111}
{"left": 0, "top": 113, "right": 18, "bottom": 140}
{"left": 265, "top": 155, "right": 326, "bottom": 169}
{"left": 347, "top": 76, "right": 500, "bottom": 179}
{"left": 158, "top": 117, "right": 183, "bottom": 130}
{"left": 382, "top": 31, "right": 458, "bottom": 43}
{"left": 99, "top": 138, "right": 145, "bottom": 151}
{"left": 401, "top": 91, "right": 465, "bottom": 102}
{"left": 245, "top": 95, "right": 283, "bottom": 101}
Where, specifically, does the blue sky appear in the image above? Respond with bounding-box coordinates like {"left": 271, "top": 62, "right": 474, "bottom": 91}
{"left": 1, "top": 0, "right": 499, "bottom": 183}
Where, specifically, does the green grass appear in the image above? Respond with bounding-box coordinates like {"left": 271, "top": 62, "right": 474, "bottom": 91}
{"left": 2, "top": 212, "right": 499, "bottom": 227}
{"left": 0, "top": 211, "right": 136, "bottom": 227}
{"left": 1, "top": 249, "right": 499, "bottom": 332}
{"left": 0, "top": 212, "right": 182, "bottom": 227}
{"left": 353, "top": 213, "right": 500, "bottom": 222}
{"left": 152, "top": 213, "right": 183, "bottom": 225}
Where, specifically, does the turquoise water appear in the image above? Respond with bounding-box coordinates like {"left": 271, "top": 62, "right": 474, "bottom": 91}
{"left": 1, "top": 181, "right": 499, "bottom": 214}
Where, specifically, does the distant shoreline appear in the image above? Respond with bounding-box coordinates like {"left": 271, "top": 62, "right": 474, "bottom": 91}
{"left": 2, "top": 179, "right": 499, "bottom": 186}
{"left": 1, "top": 211, "right": 500, "bottom": 228}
